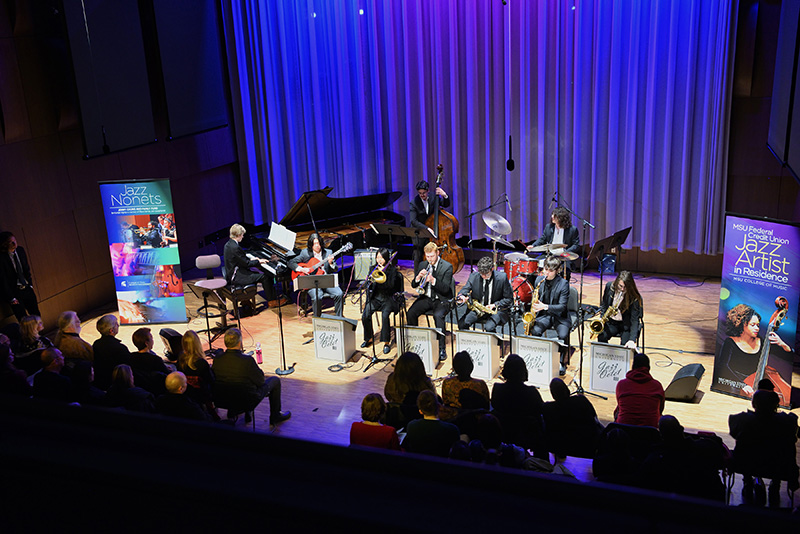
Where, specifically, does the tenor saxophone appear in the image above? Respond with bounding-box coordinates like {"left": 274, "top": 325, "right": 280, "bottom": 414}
{"left": 522, "top": 278, "right": 544, "bottom": 336}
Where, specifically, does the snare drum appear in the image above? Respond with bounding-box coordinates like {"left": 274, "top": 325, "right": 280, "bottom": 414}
{"left": 511, "top": 276, "right": 534, "bottom": 303}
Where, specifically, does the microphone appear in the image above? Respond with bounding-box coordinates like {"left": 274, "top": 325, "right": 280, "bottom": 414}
{"left": 548, "top": 192, "right": 557, "bottom": 210}
{"left": 506, "top": 136, "right": 515, "bottom": 171}
{"left": 505, "top": 193, "right": 512, "bottom": 212}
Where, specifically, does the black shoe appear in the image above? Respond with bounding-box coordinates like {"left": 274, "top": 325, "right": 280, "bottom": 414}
{"left": 270, "top": 410, "right": 291, "bottom": 425}
{"left": 753, "top": 477, "right": 767, "bottom": 507}
{"left": 383, "top": 344, "right": 391, "bottom": 354}
{"left": 439, "top": 349, "right": 447, "bottom": 362}
{"left": 244, "top": 411, "right": 253, "bottom": 424}
{"left": 360, "top": 340, "right": 371, "bottom": 348}
{"left": 768, "top": 481, "right": 781, "bottom": 508}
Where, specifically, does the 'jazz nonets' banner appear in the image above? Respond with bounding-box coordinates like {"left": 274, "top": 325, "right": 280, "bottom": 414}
{"left": 99, "top": 179, "right": 187, "bottom": 324}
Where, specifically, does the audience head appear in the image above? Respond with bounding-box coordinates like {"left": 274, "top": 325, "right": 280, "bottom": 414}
{"left": 181, "top": 330, "right": 205, "bottom": 369}
{"left": 394, "top": 352, "right": 428, "bottom": 386}
{"left": 658, "top": 415, "right": 685, "bottom": 444}
{"left": 223, "top": 328, "right": 243, "bottom": 350}
{"left": 360, "top": 393, "right": 386, "bottom": 423}
{"left": 19, "top": 315, "right": 43, "bottom": 344}
{"left": 752, "top": 389, "right": 780, "bottom": 414}
{"left": 417, "top": 389, "right": 439, "bottom": 417}
{"left": 452, "top": 351, "right": 474, "bottom": 381}
{"left": 58, "top": 311, "right": 81, "bottom": 334}
{"left": 449, "top": 440, "right": 471, "bottom": 461}
{"left": 0, "top": 231, "right": 16, "bottom": 252}
{"left": 632, "top": 353, "right": 650, "bottom": 370}
{"left": 165, "top": 371, "right": 188, "bottom": 394}
{"left": 549, "top": 377, "right": 571, "bottom": 402}
{"left": 475, "top": 413, "right": 503, "bottom": 449}
{"left": 0, "top": 333, "right": 10, "bottom": 348}
{"left": 70, "top": 360, "right": 95, "bottom": 385}
{"left": 757, "top": 378, "right": 775, "bottom": 392}
{"left": 132, "top": 327, "right": 154, "bottom": 351}
{"left": 41, "top": 347, "right": 64, "bottom": 372}
{"left": 96, "top": 315, "right": 119, "bottom": 337}
{"left": 0, "top": 343, "right": 13, "bottom": 369}
{"left": 111, "top": 364, "right": 135, "bottom": 389}
{"left": 501, "top": 354, "right": 528, "bottom": 384}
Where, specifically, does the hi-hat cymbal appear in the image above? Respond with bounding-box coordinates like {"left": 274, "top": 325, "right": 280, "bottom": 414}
{"left": 528, "top": 242, "right": 567, "bottom": 253}
{"left": 551, "top": 249, "right": 579, "bottom": 261}
{"left": 484, "top": 233, "right": 513, "bottom": 248}
{"left": 504, "top": 252, "right": 531, "bottom": 263}
{"left": 482, "top": 211, "right": 512, "bottom": 235}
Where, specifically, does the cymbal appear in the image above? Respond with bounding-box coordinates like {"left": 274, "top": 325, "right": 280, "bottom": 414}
{"left": 528, "top": 243, "right": 566, "bottom": 252}
{"left": 482, "top": 212, "right": 512, "bottom": 235}
{"left": 551, "top": 249, "right": 579, "bottom": 261}
{"left": 484, "top": 233, "right": 513, "bottom": 248}
{"left": 504, "top": 252, "right": 531, "bottom": 263}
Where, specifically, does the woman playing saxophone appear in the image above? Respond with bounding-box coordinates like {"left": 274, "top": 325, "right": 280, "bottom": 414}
{"left": 595, "top": 271, "right": 643, "bottom": 350}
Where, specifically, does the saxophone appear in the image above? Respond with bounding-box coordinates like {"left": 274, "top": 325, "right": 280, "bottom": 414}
{"left": 467, "top": 298, "right": 496, "bottom": 317}
{"left": 522, "top": 278, "right": 544, "bottom": 335}
{"left": 590, "top": 291, "right": 623, "bottom": 339}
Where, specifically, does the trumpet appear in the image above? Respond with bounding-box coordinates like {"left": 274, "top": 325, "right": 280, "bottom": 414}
{"left": 416, "top": 268, "right": 429, "bottom": 295}
{"left": 522, "top": 278, "right": 544, "bottom": 336}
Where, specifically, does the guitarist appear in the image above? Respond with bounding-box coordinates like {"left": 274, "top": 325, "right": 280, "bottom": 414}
{"left": 288, "top": 233, "right": 343, "bottom": 317}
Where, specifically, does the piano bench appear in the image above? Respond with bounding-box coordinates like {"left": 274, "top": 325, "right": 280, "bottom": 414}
{"left": 220, "top": 284, "right": 259, "bottom": 322}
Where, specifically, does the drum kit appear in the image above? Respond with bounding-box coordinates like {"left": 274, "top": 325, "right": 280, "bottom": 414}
{"left": 481, "top": 211, "right": 580, "bottom": 305}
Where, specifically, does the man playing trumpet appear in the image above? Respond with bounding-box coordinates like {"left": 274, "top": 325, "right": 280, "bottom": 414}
{"left": 456, "top": 256, "right": 513, "bottom": 333}
{"left": 407, "top": 242, "right": 454, "bottom": 362}
{"left": 361, "top": 248, "right": 404, "bottom": 354}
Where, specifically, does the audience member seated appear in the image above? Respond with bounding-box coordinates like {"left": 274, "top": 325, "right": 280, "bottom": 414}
{"left": 401, "top": 390, "right": 460, "bottom": 458}
{"left": 491, "top": 354, "right": 545, "bottom": 456}
{"left": 638, "top": 415, "right": 725, "bottom": 501}
{"left": 129, "top": 327, "right": 169, "bottom": 394}
{"left": 0, "top": 341, "right": 31, "bottom": 397}
{"left": 473, "top": 413, "right": 527, "bottom": 469}
{"left": 32, "top": 348, "right": 72, "bottom": 402}
{"left": 69, "top": 360, "right": 105, "bottom": 406}
{"left": 105, "top": 364, "right": 155, "bottom": 413}
{"left": 15, "top": 315, "right": 53, "bottom": 355}
{"left": 54, "top": 311, "right": 93, "bottom": 363}
{"left": 178, "top": 330, "right": 217, "bottom": 419}
{"left": 212, "top": 328, "right": 291, "bottom": 426}
{"left": 155, "top": 371, "right": 211, "bottom": 421}
{"left": 592, "top": 427, "right": 640, "bottom": 486}
{"left": 349, "top": 393, "right": 401, "bottom": 451}
{"left": 542, "top": 377, "right": 604, "bottom": 459}
{"left": 729, "top": 389, "right": 799, "bottom": 507}
{"left": 92, "top": 315, "right": 132, "bottom": 391}
{"left": 441, "top": 351, "right": 490, "bottom": 410}
{"left": 614, "top": 353, "right": 664, "bottom": 427}
{"left": 384, "top": 352, "right": 436, "bottom": 430}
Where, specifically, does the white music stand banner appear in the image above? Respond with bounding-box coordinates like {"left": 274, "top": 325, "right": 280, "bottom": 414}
{"left": 455, "top": 330, "right": 503, "bottom": 381}
{"left": 313, "top": 315, "right": 357, "bottom": 363}
{"left": 511, "top": 335, "right": 560, "bottom": 388}
{"left": 400, "top": 325, "right": 443, "bottom": 375}
{"left": 589, "top": 341, "right": 634, "bottom": 394}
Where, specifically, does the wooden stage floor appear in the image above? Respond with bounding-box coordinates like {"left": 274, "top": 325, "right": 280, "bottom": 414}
{"left": 78, "top": 261, "right": 800, "bottom": 505}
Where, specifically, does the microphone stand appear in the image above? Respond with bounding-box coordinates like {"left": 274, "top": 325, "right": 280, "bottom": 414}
{"left": 362, "top": 274, "right": 393, "bottom": 372}
{"left": 274, "top": 279, "right": 295, "bottom": 376}
{"left": 465, "top": 195, "right": 507, "bottom": 272}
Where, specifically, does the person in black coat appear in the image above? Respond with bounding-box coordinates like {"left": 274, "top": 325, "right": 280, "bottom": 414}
{"left": 105, "top": 364, "right": 155, "bottom": 413}
{"left": 92, "top": 315, "right": 132, "bottom": 391}
{"left": 129, "top": 327, "right": 169, "bottom": 394}
{"left": 457, "top": 256, "right": 513, "bottom": 333}
{"left": 522, "top": 256, "right": 572, "bottom": 373}
{"left": 155, "top": 372, "right": 210, "bottom": 421}
{"left": 361, "top": 248, "right": 404, "bottom": 353}
{"left": 407, "top": 242, "right": 454, "bottom": 361}
{"left": 0, "top": 232, "right": 40, "bottom": 320}
{"left": 409, "top": 180, "right": 450, "bottom": 273}
{"left": 223, "top": 223, "right": 275, "bottom": 310}
{"left": 596, "top": 270, "right": 643, "bottom": 350}
{"left": 32, "top": 348, "right": 72, "bottom": 402}
{"left": 528, "top": 206, "right": 581, "bottom": 280}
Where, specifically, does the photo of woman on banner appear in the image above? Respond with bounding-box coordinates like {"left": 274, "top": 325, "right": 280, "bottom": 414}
{"left": 714, "top": 302, "right": 793, "bottom": 403}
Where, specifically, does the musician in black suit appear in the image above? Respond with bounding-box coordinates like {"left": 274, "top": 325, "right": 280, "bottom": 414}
{"left": 288, "top": 233, "right": 343, "bottom": 317}
{"left": 596, "top": 270, "right": 643, "bottom": 350}
{"left": 529, "top": 206, "right": 581, "bottom": 280}
{"left": 361, "top": 248, "right": 404, "bottom": 354}
{"left": 456, "top": 256, "right": 513, "bottom": 333}
{"left": 409, "top": 180, "right": 450, "bottom": 273}
{"left": 0, "top": 232, "right": 40, "bottom": 321}
{"left": 524, "top": 256, "right": 572, "bottom": 374}
{"left": 407, "top": 242, "right": 454, "bottom": 361}
{"left": 224, "top": 224, "right": 274, "bottom": 312}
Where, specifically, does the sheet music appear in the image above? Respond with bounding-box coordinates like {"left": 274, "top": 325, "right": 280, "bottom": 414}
{"left": 268, "top": 222, "right": 296, "bottom": 252}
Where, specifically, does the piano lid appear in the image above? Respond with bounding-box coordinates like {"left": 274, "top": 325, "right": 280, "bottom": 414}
{"left": 279, "top": 187, "right": 403, "bottom": 228}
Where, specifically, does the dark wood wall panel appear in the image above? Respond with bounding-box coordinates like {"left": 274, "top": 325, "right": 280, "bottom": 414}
{"left": 0, "top": 37, "right": 31, "bottom": 142}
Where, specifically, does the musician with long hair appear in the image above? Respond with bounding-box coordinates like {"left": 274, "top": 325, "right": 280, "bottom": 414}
{"left": 361, "top": 248, "right": 403, "bottom": 354}
{"left": 528, "top": 206, "right": 581, "bottom": 280}
{"left": 456, "top": 256, "right": 513, "bottom": 332}
{"left": 596, "top": 271, "right": 643, "bottom": 350}
{"left": 288, "top": 233, "right": 343, "bottom": 317}
{"left": 718, "top": 303, "right": 791, "bottom": 396}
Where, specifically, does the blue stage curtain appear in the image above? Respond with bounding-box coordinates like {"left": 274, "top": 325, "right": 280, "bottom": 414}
{"left": 222, "top": 0, "right": 736, "bottom": 254}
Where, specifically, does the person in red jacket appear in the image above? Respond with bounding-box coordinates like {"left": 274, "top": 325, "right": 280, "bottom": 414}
{"left": 614, "top": 353, "right": 665, "bottom": 427}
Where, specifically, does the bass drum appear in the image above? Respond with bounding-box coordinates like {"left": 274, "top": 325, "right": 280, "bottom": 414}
{"left": 512, "top": 276, "right": 533, "bottom": 303}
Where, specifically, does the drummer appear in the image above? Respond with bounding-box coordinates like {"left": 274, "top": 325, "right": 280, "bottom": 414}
{"left": 528, "top": 206, "right": 581, "bottom": 280}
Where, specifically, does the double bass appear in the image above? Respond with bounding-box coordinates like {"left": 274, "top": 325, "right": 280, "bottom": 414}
{"left": 424, "top": 164, "right": 465, "bottom": 274}
{"left": 742, "top": 296, "right": 792, "bottom": 405}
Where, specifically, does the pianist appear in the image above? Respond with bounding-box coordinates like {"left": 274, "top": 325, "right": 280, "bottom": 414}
{"left": 224, "top": 224, "right": 275, "bottom": 313}
{"left": 288, "top": 233, "right": 344, "bottom": 317}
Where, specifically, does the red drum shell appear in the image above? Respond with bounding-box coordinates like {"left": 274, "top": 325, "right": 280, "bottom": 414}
{"left": 512, "top": 276, "right": 533, "bottom": 303}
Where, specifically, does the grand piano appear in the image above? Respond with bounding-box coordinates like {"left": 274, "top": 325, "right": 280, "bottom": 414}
{"left": 243, "top": 187, "right": 405, "bottom": 279}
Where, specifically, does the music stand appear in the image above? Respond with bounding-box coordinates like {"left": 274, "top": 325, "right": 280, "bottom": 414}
{"left": 586, "top": 227, "right": 631, "bottom": 303}
{"left": 296, "top": 274, "right": 338, "bottom": 317}
{"left": 609, "top": 226, "right": 632, "bottom": 273}
{"left": 370, "top": 223, "right": 433, "bottom": 249}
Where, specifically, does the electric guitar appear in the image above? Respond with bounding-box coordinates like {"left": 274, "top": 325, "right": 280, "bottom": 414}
{"left": 291, "top": 242, "right": 353, "bottom": 280}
